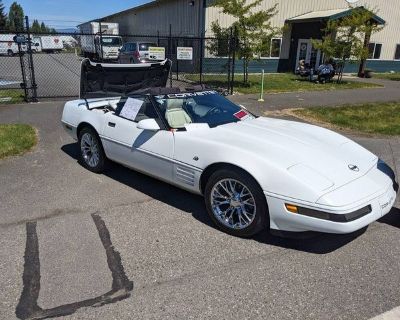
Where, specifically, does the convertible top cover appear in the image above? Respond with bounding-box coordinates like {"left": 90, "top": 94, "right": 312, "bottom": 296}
{"left": 80, "top": 58, "right": 172, "bottom": 99}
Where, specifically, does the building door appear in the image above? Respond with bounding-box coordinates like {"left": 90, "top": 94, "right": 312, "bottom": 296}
{"left": 295, "top": 39, "right": 322, "bottom": 71}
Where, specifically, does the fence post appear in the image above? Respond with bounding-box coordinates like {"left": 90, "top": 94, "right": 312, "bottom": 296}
{"left": 169, "top": 24, "right": 172, "bottom": 87}
{"left": 227, "top": 28, "right": 233, "bottom": 94}
{"left": 199, "top": 32, "right": 204, "bottom": 84}
{"left": 98, "top": 21, "right": 104, "bottom": 61}
{"left": 25, "top": 16, "right": 38, "bottom": 102}
{"left": 230, "top": 26, "right": 237, "bottom": 95}
{"left": 17, "top": 40, "right": 28, "bottom": 102}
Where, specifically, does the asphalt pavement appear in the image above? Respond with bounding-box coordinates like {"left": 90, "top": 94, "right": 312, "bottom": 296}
{"left": 0, "top": 101, "right": 399, "bottom": 320}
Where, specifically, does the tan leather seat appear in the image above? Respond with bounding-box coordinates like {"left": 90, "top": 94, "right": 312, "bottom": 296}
{"left": 165, "top": 99, "right": 192, "bottom": 128}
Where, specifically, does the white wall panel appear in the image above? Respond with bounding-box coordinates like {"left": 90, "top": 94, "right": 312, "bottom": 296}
{"left": 205, "top": 0, "right": 400, "bottom": 60}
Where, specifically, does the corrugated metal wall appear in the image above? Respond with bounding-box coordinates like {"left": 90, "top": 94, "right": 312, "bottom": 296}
{"left": 106, "top": 0, "right": 202, "bottom": 37}
{"left": 205, "top": 0, "right": 400, "bottom": 60}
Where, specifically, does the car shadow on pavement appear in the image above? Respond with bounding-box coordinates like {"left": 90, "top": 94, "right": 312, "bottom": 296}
{"left": 62, "top": 142, "right": 368, "bottom": 255}
{"left": 378, "top": 206, "right": 400, "bottom": 229}
{"left": 253, "top": 228, "right": 366, "bottom": 254}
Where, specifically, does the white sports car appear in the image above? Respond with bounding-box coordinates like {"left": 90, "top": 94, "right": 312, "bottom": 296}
{"left": 61, "top": 59, "right": 398, "bottom": 237}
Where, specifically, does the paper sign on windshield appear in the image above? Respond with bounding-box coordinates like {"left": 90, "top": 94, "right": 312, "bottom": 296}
{"left": 119, "top": 98, "right": 143, "bottom": 121}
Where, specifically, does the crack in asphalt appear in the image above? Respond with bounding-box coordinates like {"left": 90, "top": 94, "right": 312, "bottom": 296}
{"left": 15, "top": 213, "right": 133, "bottom": 320}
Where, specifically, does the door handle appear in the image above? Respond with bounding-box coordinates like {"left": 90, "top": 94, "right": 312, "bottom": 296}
{"left": 108, "top": 122, "right": 116, "bottom": 128}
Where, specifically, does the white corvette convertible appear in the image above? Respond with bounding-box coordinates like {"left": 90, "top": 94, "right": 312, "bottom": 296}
{"left": 61, "top": 59, "right": 398, "bottom": 237}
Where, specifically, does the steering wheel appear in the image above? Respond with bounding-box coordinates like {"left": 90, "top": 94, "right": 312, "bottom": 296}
{"left": 204, "top": 106, "right": 220, "bottom": 117}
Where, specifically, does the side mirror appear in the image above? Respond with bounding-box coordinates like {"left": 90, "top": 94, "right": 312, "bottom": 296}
{"left": 137, "top": 119, "right": 160, "bottom": 131}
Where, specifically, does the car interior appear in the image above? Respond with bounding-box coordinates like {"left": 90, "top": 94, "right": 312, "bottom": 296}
{"left": 164, "top": 99, "right": 192, "bottom": 128}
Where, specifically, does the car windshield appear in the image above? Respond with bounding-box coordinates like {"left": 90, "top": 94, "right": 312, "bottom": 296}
{"left": 154, "top": 91, "right": 254, "bottom": 129}
{"left": 101, "top": 37, "right": 122, "bottom": 46}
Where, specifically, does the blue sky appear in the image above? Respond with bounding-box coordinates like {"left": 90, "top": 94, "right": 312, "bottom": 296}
{"left": 2, "top": 0, "right": 151, "bottom": 28}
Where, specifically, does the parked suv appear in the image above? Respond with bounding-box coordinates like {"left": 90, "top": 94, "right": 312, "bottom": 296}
{"left": 118, "top": 42, "right": 158, "bottom": 63}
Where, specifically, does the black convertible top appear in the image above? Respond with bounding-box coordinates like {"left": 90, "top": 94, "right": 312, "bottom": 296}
{"left": 80, "top": 59, "right": 172, "bottom": 99}
{"left": 80, "top": 58, "right": 211, "bottom": 99}
{"left": 131, "top": 84, "right": 208, "bottom": 96}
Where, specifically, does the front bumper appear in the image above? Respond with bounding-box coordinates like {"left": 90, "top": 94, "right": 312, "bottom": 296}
{"left": 265, "top": 183, "right": 397, "bottom": 234}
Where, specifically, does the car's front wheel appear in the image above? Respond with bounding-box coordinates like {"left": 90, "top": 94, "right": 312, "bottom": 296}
{"left": 78, "top": 127, "right": 107, "bottom": 173}
{"left": 204, "top": 168, "right": 269, "bottom": 237}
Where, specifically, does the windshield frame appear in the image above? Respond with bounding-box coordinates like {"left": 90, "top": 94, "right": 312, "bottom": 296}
{"left": 148, "top": 91, "right": 256, "bottom": 130}
{"left": 101, "top": 36, "right": 122, "bottom": 47}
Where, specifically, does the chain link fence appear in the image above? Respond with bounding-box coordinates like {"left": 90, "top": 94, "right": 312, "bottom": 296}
{"left": 0, "top": 25, "right": 237, "bottom": 102}
{"left": 0, "top": 37, "right": 27, "bottom": 103}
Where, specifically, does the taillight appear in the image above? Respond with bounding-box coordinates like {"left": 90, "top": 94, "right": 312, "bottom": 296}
{"left": 133, "top": 51, "right": 140, "bottom": 58}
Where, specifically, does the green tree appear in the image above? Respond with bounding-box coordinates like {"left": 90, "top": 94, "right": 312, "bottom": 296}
{"left": 7, "top": 1, "right": 24, "bottom": 31}
{"left": 312, "top": 6, "right": 384, "bottom": 82}
{"left": 31, "top": 19, "right": 41, "bottom": 33}
{"left": 210, "top": 0, "right": 279, "bottom": 84}
{"left": 0, "top": 0, "right": 7, "bottom": 30}
{"left": 40, "top": 21, "right": 48, "bottom": 33}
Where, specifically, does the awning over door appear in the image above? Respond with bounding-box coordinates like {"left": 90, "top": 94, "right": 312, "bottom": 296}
{"left": 286, "top": 7, "right": 385, "bottom": 25}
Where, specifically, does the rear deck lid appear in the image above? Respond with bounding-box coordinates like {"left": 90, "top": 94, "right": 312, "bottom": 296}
{"left": 80, "top": 58, "right": 171, "bottom": 99}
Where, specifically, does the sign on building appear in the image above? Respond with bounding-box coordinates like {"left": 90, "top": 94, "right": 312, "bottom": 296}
{"left": 148, "top": 47, "right": 165, "bottom": 60}
{"left": 177, "top": 47, "right": 193, "bottom": 60}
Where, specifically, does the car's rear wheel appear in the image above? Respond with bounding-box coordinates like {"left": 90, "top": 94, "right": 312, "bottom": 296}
{"left": 78, "top": 127, "right": 107, "bottom": 173}
{"left": 7, "top": 50, "right": 13, "bottom": 56}
{"left": 204, "top": 168, "right": 269, "bottom": 237}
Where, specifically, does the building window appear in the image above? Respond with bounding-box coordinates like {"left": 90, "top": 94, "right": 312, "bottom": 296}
{"left": 368, "top": 43, "right": 382, "bottom": 59}
{"left": 260, "top": 38, "right": 282, "bottom": 58}
{"left": 395, "top": 44, "right": 400, "bottom": 60}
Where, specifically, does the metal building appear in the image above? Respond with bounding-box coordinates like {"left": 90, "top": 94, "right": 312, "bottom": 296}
{"left": 98, "top": 0, "right": 400, "bottom": 72}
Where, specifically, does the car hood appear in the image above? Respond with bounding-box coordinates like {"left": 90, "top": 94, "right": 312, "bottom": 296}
{"left": 198, "top": 117, "right": 378, "bottom": 190}
{"left": 80, "top": 58, "right": 171, "bottom": 99}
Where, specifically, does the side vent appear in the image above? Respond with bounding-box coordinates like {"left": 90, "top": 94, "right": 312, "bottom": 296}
{"left": 176, "top": 166, "right": 195, "bottom": 186}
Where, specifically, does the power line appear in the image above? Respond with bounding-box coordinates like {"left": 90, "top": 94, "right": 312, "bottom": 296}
{"left": 35, "top": 19, "right": 84, "bottom": 23}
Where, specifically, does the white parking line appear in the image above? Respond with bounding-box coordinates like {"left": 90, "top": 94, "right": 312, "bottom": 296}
{"left": 371, "top": 306, "right": 400, "bottom": 320}
{"left": 0, "top": 80, "right": 20, "bottom": 86}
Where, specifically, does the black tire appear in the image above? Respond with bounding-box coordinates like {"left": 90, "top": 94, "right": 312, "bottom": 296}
{"left": 130, "top": 58, "right": 134, "bottom": 64}
{"left": 78, "top": 127, "right": 107, "bottom": 173}
{"left": 204, "top": 168, "right": 269, "bottom": 237}
{"left": 7, "top": 50, "right": 13, "bottom": 57}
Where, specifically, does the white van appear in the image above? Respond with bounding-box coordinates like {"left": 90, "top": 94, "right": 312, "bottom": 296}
{"left": 0, "top": 34, "right": 27, "bottom": 56}
{"left": 33, "top": 36, "right": 64, "bottom": 53}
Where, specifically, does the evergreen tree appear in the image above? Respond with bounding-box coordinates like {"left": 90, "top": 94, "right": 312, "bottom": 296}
{"left": 0, "top": 0, "right": 7, "bottom": 30}
{"left": 40, "top": 21, "right": 48, "bottom": 33}
{"left": 31, "top": 19, "right": 41, "bottom": 33}
{"left": 8, "top": 1, "right": 24, "bottom": 31}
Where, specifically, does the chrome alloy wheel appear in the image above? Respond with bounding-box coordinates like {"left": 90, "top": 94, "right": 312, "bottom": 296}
{"left": 80, "top": 132, "right": 100, "bottom": 168}
{"left": 210, "top": 178, "right": 256, "bottom": 230}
